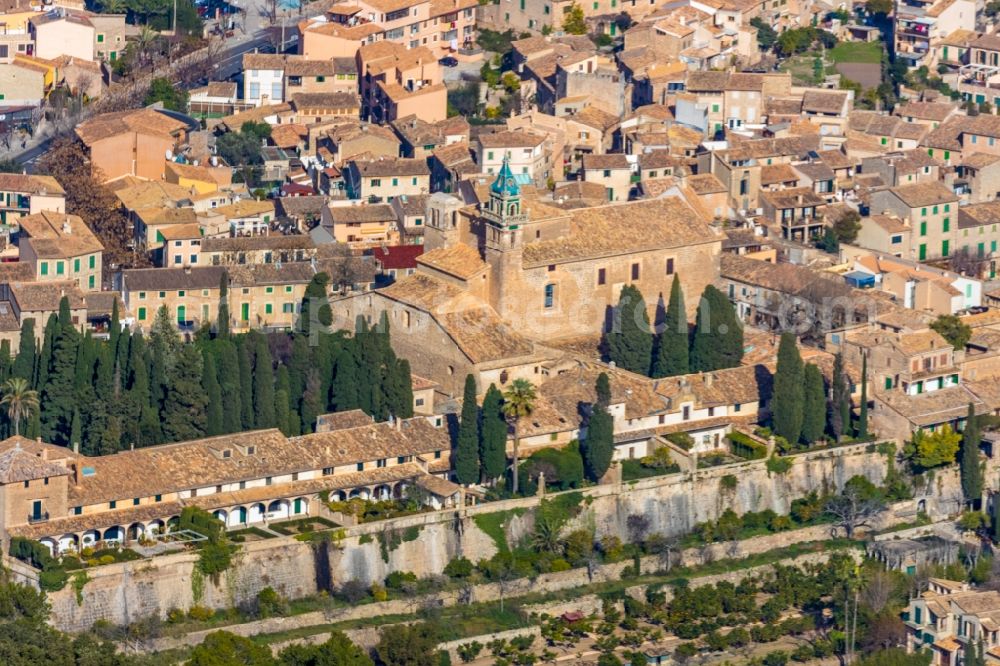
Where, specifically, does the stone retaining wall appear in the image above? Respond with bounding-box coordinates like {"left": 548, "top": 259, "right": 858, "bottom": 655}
{"left": 30, "top": 445, "right": 929, "bottom": 632}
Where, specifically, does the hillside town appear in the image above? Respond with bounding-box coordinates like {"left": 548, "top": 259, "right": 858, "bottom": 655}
{"left": 7, "top": 0, "right": 1000, "bottom": 664}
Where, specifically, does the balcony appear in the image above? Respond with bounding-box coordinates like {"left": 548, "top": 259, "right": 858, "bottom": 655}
{"left": 27, "top": 511, "right": 50, "bottom": 524}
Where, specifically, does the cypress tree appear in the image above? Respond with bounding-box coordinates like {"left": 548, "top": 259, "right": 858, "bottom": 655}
{"left": 857, "top": 353, "right": 869, "bottom": 439}
{"left": 691, "top": 285, "right": 743, "bottom": 372}
{"left": 149, "top": 340, "right": 167, "bottom": 411}
{"left": 962, "top": 402, "right": 984, "bottom": 507}
{"left": 801, "top": 363, "right": 826, "bottom": 445}
{"left": 392, "top": 358, "right": 414, "bottom": 419}
{"left": 606, "top": 284, "right": 654, "bottom": 375}
{"left": 275, "top": 389, "right": 292, "bottom": 436}
{"left": 354, "top": 318, "right": 375, "bottom": 415}
{"left": 455, "top": 374, "right": 480, "bottom": 485}
{"left": 36, "top": 314, "right": 58, "bottom": 390}
{"left": 58, "top": 296, "right": 72, "bottom": 333}
{"left": 202, "top": 351, "right": 224, "bottom": 436}
{"left": 40, "top": 316, "right": 79, "bottom": 445}
{"left": 301, "top": 369, "right": 324, "bottom": 434}
{"left": 238, "top": 339, "right": 255, "bottom": 429}
{"left": 26, "top": 409, "right": 39, "bottom": 439}
{"left": 288, "top": 334, "right": 310, "bottom": 400}
{"left": 0, "top": 339, "right": 11, "bottom": 383}
{"left": 652, "top": 275, "right": 689, "bottom": 378}
{"left": 99, "top": 415, "right": 122, "bottom": 456}
{"left": 330, "top": 347, "right": 360, "bottom": 411}
{"left": 12, "top": 319, "right": 34, "bottom": 383}
{"left": 830, "top": 352, "right": 847, "bottom": 440}
{"left": 150, "top": 305, "right": 181, "bottom": 369}
{"left": 583, "top": 373, "right": 614, "bottom": 482}
{"left": 69, "top": 408, "right": 81, "bottom": 452}
{"left": 138, "top": 401, "right": 163, "bottom": 447}
{"left": 480, "top": 383, "right": 507, "bottom": 484}
{"left": 217, "top": 273, "right": 230, "bottom": 339}
{"left": 300, "top": 273, "right": 332, "bottom": 338}
{"left": 109, "top": 298, "right": 121, "bottom": 359}
{"left": 215, "top": 340, "right": 242, "bottom": 434}
{"left": 162, "top": 345, "right": 208, "bottom": 442}
{"left": 252, "top": 333, "right": 276, "bottom": 429}
{"left": 315, "top": 334, "right": 337, "bottom": 410}
{"left": 771, "top": 332, "right": 805, "bottom": 446}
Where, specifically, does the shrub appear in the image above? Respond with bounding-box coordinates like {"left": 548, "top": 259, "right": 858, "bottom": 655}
{"left": 444, "top": 556, "right": 475, "bottom": 579}
{"left": 721, "top": 474, "right": 738, "bottom": 490}
{"left": 337, "top": 580, "right": 369, "bottom": 603}
{"left": 766, "top": 454, "right": 792, "bottom": 475}
{"left": 255, "top": 587, "right": 287, "bottom": 618}
{"left": 550, "top": 558, "right": 571, "bottom": 572}
{"left": 187, "top": 605, "right": 215, "bottom": 622}
{"left": 98, "top": 555, "right": 115, "bottom": 565}
{"left": 370, "top": 583, "right": 387, "bottom": 602}
{"left": 665, "top": 433, "right": 694, "bottom": 450}
{"left": 385, "top": 571, "right": 418, "bottom": 590}
{"left": 458, "top": 641, "right": 483, "bottom": 663}
{"left": 39, "top": 568, "right": 68, "bottom": 591}
{"left": 167, "top": 608, "right": 186, "bottom": 624}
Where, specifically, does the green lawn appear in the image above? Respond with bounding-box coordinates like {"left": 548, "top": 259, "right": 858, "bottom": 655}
{"left": 829, "top": 40, "right": 884, "bottom": 64}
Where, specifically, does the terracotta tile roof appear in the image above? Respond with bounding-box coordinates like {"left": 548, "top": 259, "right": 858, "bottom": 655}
{"left": 766, "top": 98, "right": 803, "bottom": 116}
{"left": 760, "top": 164, "right": 799, "bottom": 185}
{"left": 159, "top": 223, "right": 202, "bottom": 241}
{"left": 685, "top": 70, "right": 729, "bottom": 92}
{"left": 582, "top": 153, "right": 630, "bottom": 171}
{"left": 114, "top": 181, "right": 194, "bottom": 211}
{"left": 291, "top": 92, "right": 360, "bottom": 110}
{"left": 638, "top": 150, "right": 686, "bottom": 171}
{"left": 378, "top": 273, "right": 535, "bottom": 364}
{"left": 213, "top": 199, "right": 275, "bottom": 219}
{"left": 817, "top": 149, "right": 855, "bottom": 170}
{"left": 802, "top": 90, "right": 848, "bottom": 114}
{"left": 351, "top": 157, "right": 429, "bottom": 178}
{"left": 880, "top": 385, "right": 988, "bottom": 427}
{"left": 417, "top": 244, "right": 487, "bottom": 279}
{"left": 121, "top": 266, "right": 227, "bottom": 293}
{"left": 0, "top": 174, "right": 64, "bottom": 196}
{"left": 270, "top": 124, "right": 309, "bottom": 149}
{"left": 137, "top": 207, "right": 199, "bottom": 227}
{"left": 18, "top": 211, "right": 103, "bottom": 259}
{"left": 573, "top": 106, "right": 619, "bottom": 132}
{"left": 894, "top": 101, "right": 957, "bottom": 122}
{"left": 477, "top": 130, "right": 545, "bottom": 149}
{"left": 760, "top": 187, "right": 825, "bottom": 209}
{"left": 960, "top": 199, "right": 1000, "bottom": 228}
{"left": 685, "top": 173, "right": 726, "bottom": 194}
{"left": 433, "top": 142, "right": 475, "bottom": 169}
{"left": 10, "top": 281, "right": 86, "bottom": 312}
{"left": 164, "top": 161, "right": 225, "bottom": 185}
{"left": 327, "top": 203, "right": 396, "bottom": 224}
{"left": 227, "top": 261, "right": 317, "bottom": 287}
{"left": 522, "top": 198, "right": 720, "bottom": 267}
{"left": 888, "top": 181, "right": 958, "bottom": 208}
{"left": 75, "top": 108, "right": 188, "bottom": 146}
{"left": 315, "top": 409, "right": 374, "bottom": 432}
{"left": 920, "top": 118, "right": 964, "bottom": 151}
{"left": 201, "top": 235, "right": 314, "bottom": 253}
{"left": 0, "top": 443, "right": 70, "bottom": 484}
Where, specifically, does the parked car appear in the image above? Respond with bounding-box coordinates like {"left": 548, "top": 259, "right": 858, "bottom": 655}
{"left": 439, "top": 56, "right": 458, "bottom": 67}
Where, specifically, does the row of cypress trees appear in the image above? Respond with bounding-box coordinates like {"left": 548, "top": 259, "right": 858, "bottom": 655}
{"left": 606, "top": 276, "right": 744, "bottom": 378}
{"left": 453, "top": 372, "right": 615, "bottom": 488}
{"left": 0, "top": 274, "right": 412, "bottom": 455}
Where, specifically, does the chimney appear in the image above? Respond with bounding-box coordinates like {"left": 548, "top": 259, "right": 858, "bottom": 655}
{"left": 705, "top": 373, "right": 714, "bottom": 388}
{"left": 39, "top": 448, "right": 47, "bottom": 460}
{"left": 72, "top": 441, "right": 79, "bottom": 455}
{"left": 395, "top": 417, "right": 402, "bottom": 431}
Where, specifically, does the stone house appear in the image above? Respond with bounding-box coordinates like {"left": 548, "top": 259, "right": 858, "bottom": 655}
{"left": 759, "top": 187, "right": 826, "bottom": 242}
{"left": 581, "top": 153, "right": 631, "bottom": 203}
{"left": 0, "top": 415, "right": 457, "bottom": 555}
{"left": 843, "top": 251, "right": 980, "bottom": 314}
{"left": 855, "top": 214, "right": 912, "bottom": 258}
{"left": 0, "top": 174, "right": 65, "bottom": 226}
{"left": 29, "top": 10, "right": 94, "bottom": 62}
{"left": 475, "top": 131, "right": 549, "bottom": 185}
{"left": 869, "top": 181, "right": 960, "bottom": 262}
{"left": 0, "top": 60, "right": 46, "bottom": 107}
{"left": 904, "top": 579, "right": 1000, "bottom": 665}
{"left": 74, "top": 109, "right": 190, "bottom": 183}
{"left": 954, "top": 153, "right": 1000, "bottom": 205}
{"left": 17, "top": 211, "right": 102, "bottom": 292}
{"left": 344, "top": 157, "right": 430, "bottom": 202}
{"left": 319, "top": 202, "right": 399, "bottom": 247}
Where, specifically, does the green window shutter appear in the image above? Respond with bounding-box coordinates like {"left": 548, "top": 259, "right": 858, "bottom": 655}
{"left": 40, "top": 262, "right": 47, "bottom": 276}
{"left": 241, "top": 303, "right": 249, "bottom": 321}
{"left": 56, "top": 262, "right": 63, "bottom": 275}
{"left": 73, "top": 258, "right": 80, "bottom": 272}
{"left": 919, "top": 244, "right": 927, "bottom": 261}
{"left": 942, "top": 240, "right": 949, "bottom": 257}
{"left": 88, "top": 275, "right": 94, "bottom": 289}
{"left": 265, "top": 303, "right": 273, "bottom": 314}
{"left": 943, "top": 218, "right": 950, "bottom": 232}
{"left": 920, "top": 221, "right": 927, "bottom": 236}
{"left": 138, "top": 307, "right": 146, "bottom": 321}
{"left": 89, "top": 255, "right": 95, "bottom": 269}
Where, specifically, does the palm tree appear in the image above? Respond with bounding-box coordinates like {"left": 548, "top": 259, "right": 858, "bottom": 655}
{"left": 502, "top": 378, "right": 536, "bottom": 495}
{"left": 135, "top": 24, "right": 159, "bottom": 70}
{"left": 0, "top": 377, "right": 39, "bottom": 437}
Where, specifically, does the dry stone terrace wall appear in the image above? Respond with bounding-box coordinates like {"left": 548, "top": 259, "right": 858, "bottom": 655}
{"left": 40, "top": 444, "right": 898, "bottom": 632}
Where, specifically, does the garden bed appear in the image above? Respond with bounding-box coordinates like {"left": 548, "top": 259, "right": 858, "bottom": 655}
{"left": 228, "top": 527, "right": 277, "bottom": 543}
{"left": 268, "top": 517, "right": 339, "bottom": 536}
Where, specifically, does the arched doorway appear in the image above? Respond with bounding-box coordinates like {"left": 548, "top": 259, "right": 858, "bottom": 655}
{"left": 127, "top": 522, "right": 145, "bottom": 541}
{"left": 249, "top": 503, "right": 266, "bottom": 523}
{"left": 82, "top": 530, "right": 100, "bottom": 547}
{"left": 213, "top": 509, "right": 228, "bottom": 525}
{"left": 103, "top": 526, "right": 124, "bottom": 543}
{"left": 267, "top": 499, "right": 289, "bottom": 520}
{"left": 292, "top": 498, "right": 307, "bottom": 515}
{"left": 231, "top": 506, "right": 248, "bottom": 526}
{"left": 58, "top": 534, "right": 79, "bottom": 553}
